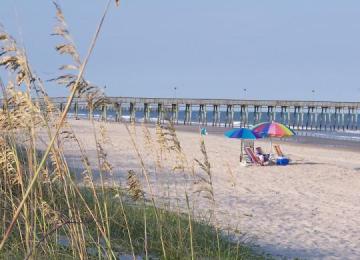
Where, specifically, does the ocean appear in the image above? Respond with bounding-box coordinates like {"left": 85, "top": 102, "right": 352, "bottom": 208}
{"left": 67, "top": 108, "right": 360, "bottom": 144}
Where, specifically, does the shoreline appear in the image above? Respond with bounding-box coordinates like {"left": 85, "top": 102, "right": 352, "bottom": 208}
{"left": 73, "top": 116, "right": 360, "bottom": 152}
{"left": 68, "top": 114, "right": 360, "bottom": 152}
{"left": 141, "top": 123, "right": 360, "bottom": 153}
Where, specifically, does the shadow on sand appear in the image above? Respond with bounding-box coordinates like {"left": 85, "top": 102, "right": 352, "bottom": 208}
{"left": 290, "top": 161, "right": 326, "bottom": 166}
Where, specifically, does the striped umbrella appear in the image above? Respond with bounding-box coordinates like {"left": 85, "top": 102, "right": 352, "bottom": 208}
{"left": 252, "top": 121, "right": 296, "bottom": 153}
{"left": 225, "top": 128, "right": 258, "bottom": 162}
{"left": 252, "top": 121, "right": 296, "bottom": 138}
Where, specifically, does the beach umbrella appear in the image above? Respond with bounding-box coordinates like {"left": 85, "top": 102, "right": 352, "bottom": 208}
{"left": 251, "top": 121, "right": 296, "bottom": 138}
{"left": 225, "top": 128, "right": 258, "bottom": 139}
{"left": 252, "top": 121, "right": 296, "bottom": 151}
{"left": 224, "top": 128, "right": 258, "bottom": 161}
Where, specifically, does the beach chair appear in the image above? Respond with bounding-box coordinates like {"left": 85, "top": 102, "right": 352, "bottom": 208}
{"left": 245, "top": 147, "right": 263, "bottom": 166}
{"left": 273, "top": 144, "right": 284, "bottom": 157}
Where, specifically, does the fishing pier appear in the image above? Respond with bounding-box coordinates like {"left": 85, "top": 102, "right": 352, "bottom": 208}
{"left": 47, "top": 97, "right": 360, "bottom": 131}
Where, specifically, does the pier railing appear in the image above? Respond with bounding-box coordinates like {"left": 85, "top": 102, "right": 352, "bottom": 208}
{"left": 3, "top": 97, "right": 359, "bottom": 131}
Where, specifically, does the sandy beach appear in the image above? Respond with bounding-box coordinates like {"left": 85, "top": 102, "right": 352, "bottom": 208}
{"left": 2, "top": 1, "right": 360, "bottom": 259}
{"left": 53, "top": 119, "right": 360, "bottom": 259}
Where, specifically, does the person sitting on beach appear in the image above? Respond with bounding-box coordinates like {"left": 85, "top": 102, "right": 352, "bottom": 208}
{"left": 255, "top": 147, "right": 270, "bottom": 163}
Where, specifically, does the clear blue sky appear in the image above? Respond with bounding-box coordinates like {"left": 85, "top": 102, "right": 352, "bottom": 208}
{"left": 1, "top": 0, "right": 360, "bottom": 101}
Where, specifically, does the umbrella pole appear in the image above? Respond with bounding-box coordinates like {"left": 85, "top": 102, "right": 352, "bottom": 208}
{"left": 240, "top": 139, "right": 243, "bottom": 162}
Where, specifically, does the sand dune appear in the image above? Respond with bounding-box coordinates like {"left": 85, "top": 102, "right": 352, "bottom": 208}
{"left": 54, "top": 120, "right": 360, "bottom": 259}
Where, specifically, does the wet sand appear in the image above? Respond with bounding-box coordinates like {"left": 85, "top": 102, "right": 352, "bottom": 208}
{"left": 170, "top": 124, "right": 360, "bottom": 152}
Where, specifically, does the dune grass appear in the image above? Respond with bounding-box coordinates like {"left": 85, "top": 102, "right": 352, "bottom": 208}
{"left": 0, "top": 1, "right": 271, "bottom": 259}
{"left": 76, "top": 187, "right": 264, "bottom": 259}
{"left": 1, "top": 185, "right": 265, "bottom": 259}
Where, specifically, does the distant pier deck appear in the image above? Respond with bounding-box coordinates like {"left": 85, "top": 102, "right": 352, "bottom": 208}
{"left": 26, "top": 97, "right": 360, "bottom": 131}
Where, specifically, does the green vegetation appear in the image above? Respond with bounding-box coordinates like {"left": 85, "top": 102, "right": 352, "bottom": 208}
{"left": 1, "top": 186, "right": 264, "bottom": 259}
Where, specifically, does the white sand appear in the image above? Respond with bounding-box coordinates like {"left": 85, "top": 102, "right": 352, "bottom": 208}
{"left": 56, "top": 120, "right": 360, "bottom": 259}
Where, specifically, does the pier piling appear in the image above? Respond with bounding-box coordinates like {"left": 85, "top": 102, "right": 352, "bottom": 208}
{"left": 115, "top": 102, "right": 122, "bottom": 122}
{"left": 74, "top": 101, "right": 79, "bottom": 120}
{"left": 130, "top": 102, "right": 136, "bottom": 123}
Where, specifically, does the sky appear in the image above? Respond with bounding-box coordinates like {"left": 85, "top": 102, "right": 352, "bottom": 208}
{"left": 1, "top": 0, "right": 360, "bottom": 101}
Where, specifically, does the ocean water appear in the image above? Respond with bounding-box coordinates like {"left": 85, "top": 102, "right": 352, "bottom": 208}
{"left": 296, "top": 130, "right": 360, "bottom": 142}
{"left": 67, "top": 108, "right": 360, "bottom": 143}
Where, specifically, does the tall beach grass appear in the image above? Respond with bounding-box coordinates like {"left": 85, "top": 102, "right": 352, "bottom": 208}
{"left": 0, "top": 2, "right": 268, "bottom": 259}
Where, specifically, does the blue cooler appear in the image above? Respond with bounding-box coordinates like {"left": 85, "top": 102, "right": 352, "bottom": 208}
{"left": 276, "top": 157, "right": 289, "bottom": 166}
